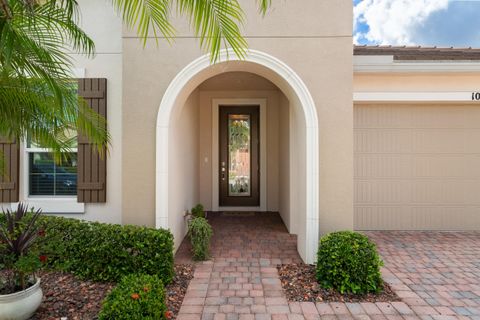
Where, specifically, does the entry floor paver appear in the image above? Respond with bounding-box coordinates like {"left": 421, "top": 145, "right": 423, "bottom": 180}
{"left": 176, "top": 213, "right": 480, "bottom": 319}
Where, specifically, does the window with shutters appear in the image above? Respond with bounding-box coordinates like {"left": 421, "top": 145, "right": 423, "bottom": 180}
{"left": 26, "top": 136, "right": 77, "bottom": 197}
{"left": 18, "top": 78, "right": 106, "bottom": 210}
{"left": 25, "top": 82, "right": 79, "bottom": 199}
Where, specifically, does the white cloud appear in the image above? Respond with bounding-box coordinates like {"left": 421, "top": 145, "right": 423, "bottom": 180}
{"left": 354, "top": 0, "right": 449, "bottom": 45}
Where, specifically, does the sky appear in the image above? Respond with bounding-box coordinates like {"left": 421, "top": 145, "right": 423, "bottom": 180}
{"left": 354, "top": 0, "right": 480, "bottom": 47}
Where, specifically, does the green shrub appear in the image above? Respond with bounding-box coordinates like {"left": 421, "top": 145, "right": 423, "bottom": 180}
{"left": 37, "top": 216, "right": 174, "bottom": 284}
{"left": 191, "top": 204, "right": 205, "bottom": 218}
{"left": 316, "top": 231, "right": 383, "bottom": 294}
{"left": 187, "top": 217, "right": 212, "bottom": 261}
{"left": 98, "top": 274, "right": 168, "bottom": 320}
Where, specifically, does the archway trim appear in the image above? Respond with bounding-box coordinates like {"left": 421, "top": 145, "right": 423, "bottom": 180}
{"left": 155, "top": 49, "right": 319, "bottom": 263}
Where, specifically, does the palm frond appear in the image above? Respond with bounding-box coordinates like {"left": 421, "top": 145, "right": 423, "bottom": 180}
{"left": 0, "top": 76, "right": 109, "bottom": 161}
{"left": 111, "top": 0, "right": 175, "bottom": 46}
{"left": 111, "top": 0, "right": 248, "bottom": 62}
{"left": 0, "top": 0, "right": 108, "bottom": 167}
{"left": 176, "top": 0, "right": 248, "bottom": 62}
{"left": 257, "top": 0, "right": 271, "bottom": 15}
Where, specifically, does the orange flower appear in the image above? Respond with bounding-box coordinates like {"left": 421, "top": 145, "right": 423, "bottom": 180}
{"left": 143, "top": 286, "right": 150, "bottom": 292}
{"left": 130, "top": 293, "right": 140, "bottom": 300}
{"left": 165, "top": 311, "right": 173, "bottom": 319}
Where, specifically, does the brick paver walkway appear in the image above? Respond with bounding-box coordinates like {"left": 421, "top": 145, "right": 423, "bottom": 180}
{"left": 175, "top": 213, "right": 480, "bottom": 320}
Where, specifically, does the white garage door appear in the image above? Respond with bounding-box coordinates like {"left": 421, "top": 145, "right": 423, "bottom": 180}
{"left": 354, "top": 104, "right": 480, "bottom": 230}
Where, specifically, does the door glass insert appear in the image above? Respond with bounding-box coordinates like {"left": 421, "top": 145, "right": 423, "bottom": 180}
{"left": 228, "top": 114, "right": 251, "bottom": 196}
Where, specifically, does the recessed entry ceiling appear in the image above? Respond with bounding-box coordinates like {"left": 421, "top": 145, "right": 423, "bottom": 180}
{"left": 198, "top": 72, "right": 280, "bottom": 91}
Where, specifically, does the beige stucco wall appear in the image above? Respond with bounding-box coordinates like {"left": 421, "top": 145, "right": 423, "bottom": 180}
{"left": 169, "top": 89, "right": 200, "bottom": 249}
{"left": 122, "top": 0, "right": 354, "bottom": 239}
{"left": 74, "top": 0, "right": 123, "bottom": 223}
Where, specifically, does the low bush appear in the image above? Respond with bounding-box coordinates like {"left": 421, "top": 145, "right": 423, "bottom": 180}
{"left": 98, "top": 274, "right": 168, "bottom": 320}
{"left": 187, "top": 217, "right": 212, "bottom": 261}
{"left": 38, "top": 216, "right": 174, "bottom": 284}
{"left": 316, "top": 231, "right": 383, "bottom": 294}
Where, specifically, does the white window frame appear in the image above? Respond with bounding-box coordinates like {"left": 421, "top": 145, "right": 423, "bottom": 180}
{"left": 22, "top": 142, "right": 84, "bottom": 213}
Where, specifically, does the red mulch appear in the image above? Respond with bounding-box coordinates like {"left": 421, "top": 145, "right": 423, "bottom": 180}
{"left": 26, "top": 265, "right": 194, "bottom": 320}
{"left": 277, "top": 264, "right": 400, "bottom": 303}
{"left": 30, "top": 271, "right": 114, "bottom": 320}
{"left": 166, "top": 264, "right": 195, "bottom": 320}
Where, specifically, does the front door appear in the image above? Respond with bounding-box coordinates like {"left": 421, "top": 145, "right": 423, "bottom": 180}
{"left": 219, "top": 105, "right": 260, "bottom": 207}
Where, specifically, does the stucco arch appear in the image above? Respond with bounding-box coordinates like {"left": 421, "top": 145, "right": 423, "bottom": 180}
{"left": 156, "top": 49, "right": 319, "bottom": 263}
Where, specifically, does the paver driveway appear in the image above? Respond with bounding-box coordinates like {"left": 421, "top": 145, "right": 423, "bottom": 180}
{"left": 175, "top": 213, "right": 480, "bottom": 319}
{"left": 367, "top": 231, "right": 480, "bottom": 319}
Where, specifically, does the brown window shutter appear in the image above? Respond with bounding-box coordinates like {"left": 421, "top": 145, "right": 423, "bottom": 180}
{"left": 77, "top": 78, "right": 107, "bottom": 203}
{"left": 0, "top": 137, "right": 19, "bottom": 203}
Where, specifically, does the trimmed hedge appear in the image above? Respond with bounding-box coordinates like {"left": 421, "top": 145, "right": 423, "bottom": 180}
{"left": 316, "top": 231, "right": 383, "bottom": 294}
{"left": 38, "top": 216, "right": 174, "bottom": 284}
{"left": 98, "top": 274, "right": 168, "bottom": 320}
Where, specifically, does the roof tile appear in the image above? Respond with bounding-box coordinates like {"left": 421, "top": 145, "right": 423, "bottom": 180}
{"left": 353, "top": 45, "right": 480, "bottom": 60}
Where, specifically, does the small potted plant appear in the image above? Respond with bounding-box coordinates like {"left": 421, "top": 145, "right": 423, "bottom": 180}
{"left": 187, "top": 204, "right": 212, "bottom": 261}
{"left": 191, "top": 203, "right": 206, "bottom": 218}
{"left": 0, "top": 203, "right": 44, "bottom": 320}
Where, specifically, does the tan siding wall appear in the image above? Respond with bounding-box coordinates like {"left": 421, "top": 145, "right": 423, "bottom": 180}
{"left": 354, "top": 104, "right": 480, "bottom": 230}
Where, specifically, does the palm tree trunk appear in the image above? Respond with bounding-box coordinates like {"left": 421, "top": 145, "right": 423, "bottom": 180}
{"left": 0, "top": 0, "right": 11, "bottom": 19}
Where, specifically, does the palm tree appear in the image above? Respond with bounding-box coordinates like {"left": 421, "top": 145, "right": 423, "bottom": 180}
{"left": 0, "top": 0, "right": 106, "bottom": 168}
{"left": 0, "top": 0, "right": 271, "bottom": 173}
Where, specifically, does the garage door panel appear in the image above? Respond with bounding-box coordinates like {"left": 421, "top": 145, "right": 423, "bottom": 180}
{"left": 355, "top": 180, "right": 411, "bottom": 204}
{"left": 355, "top": 104, "right": 413, "bottom": 128}
{"left": 413, "top": 105, "right": 480, "bottom": 128}
{"left": 412, "top": 181, "right": 480, "bottom": 205}
{"left": 355, "top": 154, "right": 413, "bottom": 178}
{"left": 355, "top": 129, "right": 413, "bottom": 153}
{"left": 356, "top": 206, "right": 480, "bottom": 230}
{"left": 413, "top": 154, "right": 480, "bottom": 178}
{"left": 354, "top": 104, "right": 480, "bottom": 230}
{"left": 413, "top": 129, "right": 480, "bottom": 153}
{"left": 355, "top": 206, "right": 412, "bottom": 230}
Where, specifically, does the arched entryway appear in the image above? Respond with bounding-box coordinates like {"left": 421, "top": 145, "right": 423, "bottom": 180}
{"left": 155, "top": 49, "right": 319, "bottom": 263}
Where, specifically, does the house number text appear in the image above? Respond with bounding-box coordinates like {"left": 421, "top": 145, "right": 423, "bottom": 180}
{"left": 472, "top": 92, "right": 480, "bottom": 101}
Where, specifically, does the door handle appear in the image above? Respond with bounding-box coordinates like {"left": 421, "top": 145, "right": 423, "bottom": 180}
{"left": 221, "top": 162, "right": 226, "bottom": 181}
